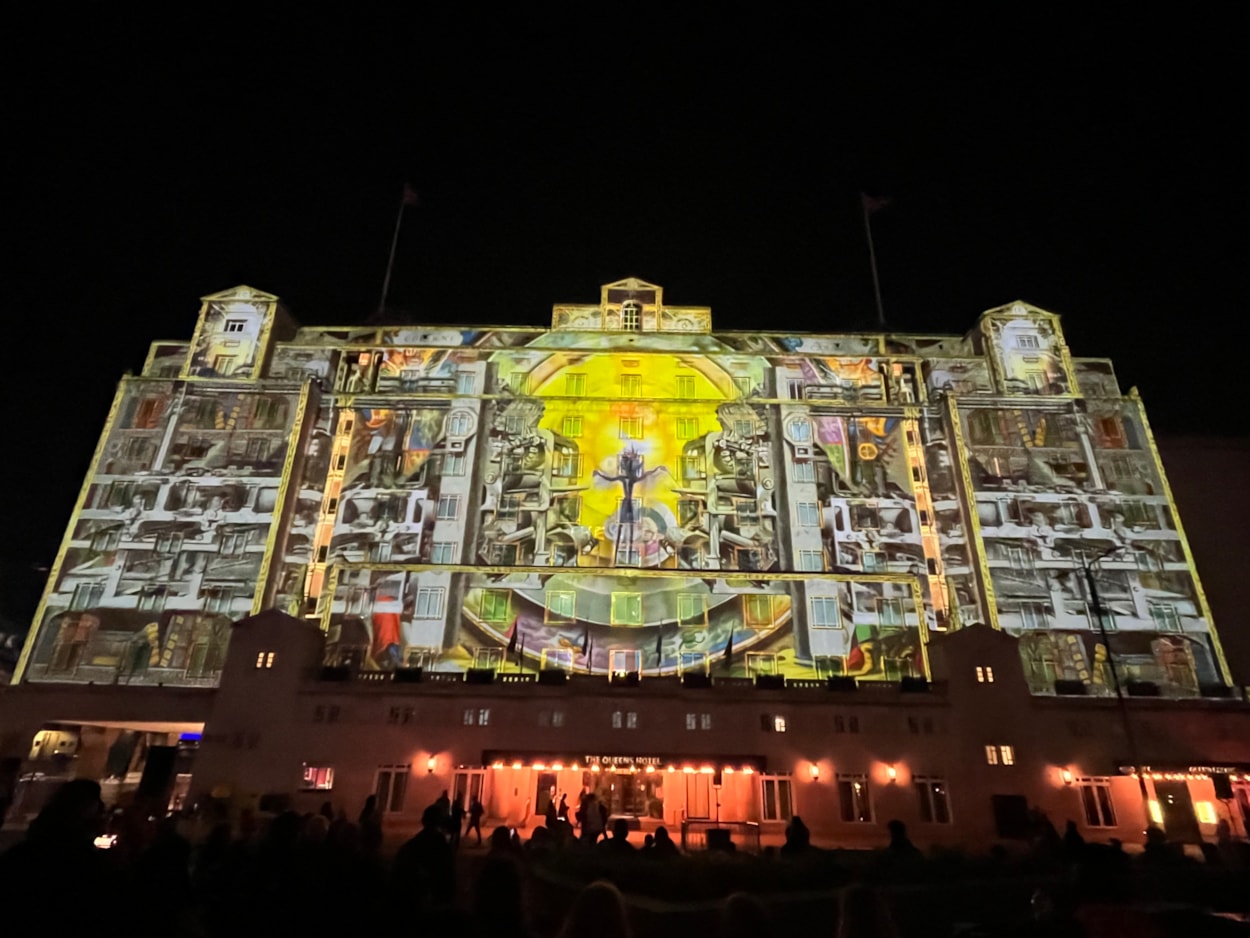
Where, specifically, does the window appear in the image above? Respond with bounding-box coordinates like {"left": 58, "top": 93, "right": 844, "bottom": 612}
{"left": 834, "top": 715, "right": 860, "bottom": 734}
{"left": 565, "top": 374, "right": 586, "bottom": 396}
{"left": 202, "top": 585, "right": 235, "bottom": 614}
{"left": 796, "top": 502, "right": 820, "bottom": 527}
{"left": 838, "top": 774, "right": 873, "bottom": 822}
{"left": 155, "top": 531, "right": 184, "bottom": 554}
{"left": 621, "top": 304, "right": 640, "bottom": 331}
{"left": 677, "top": 593, "right": 707, "bottom": 629}
{"left": 975, "top": 666, "right": 995, "bottom": 683}
{"left": 431, "top": 542, "right": 456, "bottom": 564}
{"left": 138, "top": 586, "right": 167, "bottom": 612}
{"left": 743, "top": 594, "right": 773, "bottom": 628}
{"left": 685, "top": 712, "right": 712, "bottom": 731}
{"left": 301, "top": 765, "right": 334, "bottom": 790}
{"left": 496, "top": 493, "right": 522, "bottom": 521}
{"left": 415, "top": 588, "right": 445, "bottom": 619}
{"left": 375, "top": 765, "right": 409, "bottom": 813}
{"left": 799, "top": 550, "right": 824, "bottom": 571}
{"left": 787, "top": 418, "right": 812, "bottom": 443}
{"left": 675, "top": 417, "right": 698, "bottom": 439}
{"left": 1149, "top": 603, "right": 1182, "bottom": 632}
{"left": 255, "top": 651, "right": 275, "bottom": 669}
{"left": 546, "top": 590, "right": 576, "bottom": 624}
{"left": 734, "top": 419, "right": 755, "bottom": 438}
{"left": 626, "top": 712, "right": 638, "bottom": 729}
{"left": 480, "top": 589, "right": 510, "bottom": 622}
{"left": 1077, "top": 778, "right": 1116, "bottom": 827}
{"left": 562, "top": 416, "right": 583, "bottom": 438}
{"left": 1017, "top": 602, "right": 1050, "bottom": 630}
{"left": 914, "top": 777, "right": 952, "bottom": 824}
{"left": 620, "top": 374, "right": 642, "bottom": 397}
{"left": 224, "top": 319, "right": 247, "bottom": 333}
{"left": 787, "top": 379, "right": 805, "bottom": 400}
{"left": 877, "top": 598, "right": 905, "bottom": 628}
{"left": 1016, "top": 334, "right": 1040, "bottom": 350}
{"left": 986, "top": 745, "right": 1014, "bottom": 766}
{"left": 761, "top": 776, "right": 794, "bottom": 821}
{"left": 685, "top": 712, "right": 697, "bottom": 731}
{"left": 437, "top": 495, "right": 460, "bottom": 520}
{"left": 553, "top": 452, "right": 583, "bottom": 479}
{"left": 610, "top": 592, "right": 643, "bottom": 626}
{"left": 676, "top": 376, "right": 696, "bottom": 399}
{"left": 761, "top": 714, "right": 787, "bottom": 733}
{"left": 850, "top": 503, "right": 879, "bottom": 530}
{"left": 862, "top": 551, "right": 885, "bottom": 573}
{"left": 448, "top": 413, "right": 471, "bottom": 436}
{"left": 462, "top": 708, "right": 491, "bottom": 726}
{"left": 735, "top": 499, "right": 759, "bottom": 525}
{"left": 611, "top": 710, "right": 638, "bottom": 730}
{"left": 793, "top": 461, "right": 815, "bottom": 482}
{"left": 810, "top": 596, "right": 840, "bottom": 629}
{"left": 619, "top": 417, "right": 643, "bottom": 439}
{"left": 456, "top": 371, "right": 476, "bottom": 394}
{"left": 71, "top": 582, "right": 105, "bottom": 609}
{"left": 682, "top": 455, "right": 705, "bottom": 480}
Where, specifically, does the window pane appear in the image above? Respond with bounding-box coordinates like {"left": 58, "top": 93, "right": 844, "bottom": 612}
{"left": 1080, "top": 786, "right": 1100, "bottom": 826}
{"left": 932, "top": 783, "right": 950, "bottom": 823}
{"left": 1095, "top": 786, "right": 1115, "bottom": 826}
{"left": 915, "top": 782, "right": 933, "bottom": 823}
{"left": 777, "top": 780, "right": 792, "bottom": 820}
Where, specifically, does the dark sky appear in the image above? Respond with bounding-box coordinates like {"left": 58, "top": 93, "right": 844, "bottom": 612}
{"left": 4, "top": 9, "right": 1245, "bottom": 631}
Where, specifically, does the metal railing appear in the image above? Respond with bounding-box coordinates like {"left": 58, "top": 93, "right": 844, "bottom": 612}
{"left": 680, "top": 819, "right": 761, "bottom": 853}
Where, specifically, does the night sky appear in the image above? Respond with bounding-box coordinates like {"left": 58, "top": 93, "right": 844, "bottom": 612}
{"left": 5, "top": 10, "right": 1245, "bottom": 638}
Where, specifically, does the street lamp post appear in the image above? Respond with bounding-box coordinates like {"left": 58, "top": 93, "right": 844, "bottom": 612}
{"left": 1076, "top": 544, "right": 1152, "bottom": 812}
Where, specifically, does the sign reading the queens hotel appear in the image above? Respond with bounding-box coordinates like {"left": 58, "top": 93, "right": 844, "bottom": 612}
{"left": 15, "top": 278, "right": 1233, "bottom": 703}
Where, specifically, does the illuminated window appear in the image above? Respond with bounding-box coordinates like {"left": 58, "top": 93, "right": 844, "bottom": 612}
{"left": 975, "top": 666, "right": 995, "bottom": 683}
{"left": 744, "top": 594, "right": 773, "bottom": 628}
{"left": 1149, "top": 603, "right": 1182, "bottom": 632}
{"left": 810, "top": 596, "right": 840, "bottom": 629}
{"left": 610, "top": 592, "right": 644, "bottom": 626}
{"left": 677, "top": 593, "right": 707, "bottom": 629}
{"left": 552, "top": 710, "right": 566, "bottom": 727}
{"left": 301, "top": 765, "right": 334, "bottom": 790}
{"left": 837, "top": 774, "right": 873, "bottom": 822}
{"left": 914, "top": 777, "right": 951, "bottom": 824}
{"left": 793, "top": 461, "right": 815, "bottom": 482}
{"left": 1195, "top": 801, "right": 1217, "bottom": 825}
{"left": 796, "top": 502, "right": 820, "bottom": 527}
{"left": 700, "top": 713, "right": 712, "bottom": 730}
{"left": 761, "top": 776, "right": 794, "bottom": 821}
{"left": 612, "top": 711, "right": 622, "bottom": 729}
{"left": 255, "top": 651, "right": 276, "bottom": 669}
{"left": 1077, "top": 777, "right": 1116, "bottom": 827}
{"left": 675, "top": 417, "right": 699, "bottom": 439}
{"left": 462, "top": 708, "right": 490, "bottom": 726}
{"left": 553, "top": 452, "right": 583, "bottom": 479}
{"left": 676, "top": 376, "right": 696, "bottom": 399}
{"left": 799, "top": 550, "right": 824, "bottom": 571}
{"left": 562, "top": 416, "right": 583, "bottom": 438}
{"left": 761, "top": 714, "right": 787, "bottom": 733}
{"left": 431, "top": 542, "right": 456, "bottom": 564}
{"left": 565, "top": 374, "right": 586, "bottom": 396}
{"left": 619, "top": 417, "right": 643, "bottom": 440}
{"left": 787, "top": 418, "right": 812, "bottom": 443}
{"left": 415, "top": 588, "right": 445, "bottom": 619}
{"left": 224, "top": 319, "right": 247, "bottom": 334}
{"left": 985, "top": 745, "right": 999, "bottom": 765}
{"left": 1016, "top": 334, "right": 1040, "bottom": 350}
{"left": 437, "top": 495, "right": 460, "bottom": 520}
{"left": 620, "top": 374, "right": 642, "bottom": 397}
{"left": 734, "top": 376, "right": 754, "bottom": 397}
{"left": 480, "top": 590, "right": 510, "bottom": 623}
{"left": 621, "top": 304, "right": 640, "bottom": 331}
{"left": 546, "top": 590, "right": 576, "bottom": 624}
{"left": 685, "top": 713, "right": 697, "bottom": 730}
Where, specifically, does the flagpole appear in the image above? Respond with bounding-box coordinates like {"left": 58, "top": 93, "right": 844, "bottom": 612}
{"left": 377, "top": 192, "right": 408, "bottom": 318}
{"left": 862, "top": 197, "right": 887, "bottom": 328}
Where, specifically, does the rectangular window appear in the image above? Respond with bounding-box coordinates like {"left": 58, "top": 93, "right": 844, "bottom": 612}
{"left": 676, "top": 376, "right": 696, "bottom": 399}
{"left": 255, "top": 651, "right": 276, "bottom": 669}
{"left": 551, "top": 710, "right": 565, "bottom": 727}
{"left": 619, "top": 417, "right": 643, "bottom": 440}
{"left": 878, "top": 598, "right": 905, "bottom": 627}
{"left": 810, "top": 596, "right": 840, "bottom": 629}
{"left": 975, "top": 666, "right": 995, "bottom": 683}
{"left": 562, "top": 416, "right": 583, "bottom": 438}
{"left": 735, "top": 419, "right": 755, "bottom": 438}
{"left": 546, "top": 590, "right": 576, "bottom": 624}
{"left": 415, "top": 588, "right": 445, "bottom": 619}
{"left": 463, "top": 708, "right": 476, "bottom": 726}
{"left": 796, "top": 502, "right": 820, "bottom": 527}
{"left": 448, "top": 413, "right": 471, "bottom": 436}
{"left": 480, "top": 589, "right": 510, "bottom": 622}
{"left": 375, "top": 765, "right": 409, "bottom": 814}
{"left": 914, "top": 777, "right": 952, "bottom": 824}
{"left": 620, "top": 374, "right": 642, "bottom": 397}
{"left": 788, "top": 419, "right": 812, "bottom": 442}
{"left": 224, "top": 319, "right": 247, "bottom": 334}
{"left": 437, "top": 495, "right": 460, "bottom": 520}
{"left": 443, "top": 452, "right": 466, "bottom": 476}
{"left": 761, "top": 776, "right": 794, "bottom": 821}
{"left": 675, "top": 417, "right": 699, "bottom": 439}
{"left": 1000, "top": 745, "right": 1015, "bottom": 765}
{"left": 71, "top": 582, "right": 105, "bottom": 609}
{"left": 985, "top": 745, "right": 999, "bottom": 765}
{"left": 792, "top": 460, "right": 815, "bottom": 482}
{"left": 744, "top": 594, "right": 773, "bottom": 628}
{"left": 677, "top": 593, "right": 707, "bottom": 628}
{"left": 611, "top": 710, "right": 622, "bottom": 729}
{"left": 610, "top": 592, "right": 643, "bottom": 626}
{"left": 565, "top": 374, "right": 586, "bottom": 396}
{"left": 734, "top": 376, "right": 754, "bottom": 397}
{"left": 1016, "top": 334, "right": 1040, "bottom": 349}
{"left": 301, "top": 765, "right": 334, "bottom": 790}
{"left": 621, "top": 306, "right": 640, "bottom": 331}
{"left": 1017, "top": 602, "right": 1050, "bottom": 629}
{"left": 553, "top": 451, "right": 583, "bottom": 479}
{"left": 1149, "top": 603, "right": 1182, "bottom": 632}
{"left": 862, "top": 551, "right": 885, "bottom": 573}
{"left": 478, "top": 708, "right": 490, "bottom": 726}
{"left": 700, "top": 713, "right": 712, "bottom": 730}
{"left": 850, "top": 503, "right": 879, "bottom": 530}
{"left": 787, "top": 379, "right": 805, "bottom": 400}
{"left": 456, "top": 371, "right": 476, "bottom": 394}
{"left": 1078, "top": 778, "right": 1116, "bottom": 827}
{"left": 735, "top": 498, "right": 759, "bottom": 525}
{"left": 155, "top": 531, "right": 184, "bottom": 554}
{"left": 837, "top": 774, "right": 873, "bottom": 822}
{"left": 682, "top": 454, "right": 705, "bottom": 481}
{"left": 799, "top": 550, "right": 824, "bottom": 571}
{"left": 686, "top": 712, "right": 697, "bottom": 731}
{"left": 138, "top": 586, "right": 167, "bottom": 612}
{"left": 431, "top": 542, "right": 456, "bottom": 564}
{"left": 772, "top": 715, "right": 787, "bottom": 733}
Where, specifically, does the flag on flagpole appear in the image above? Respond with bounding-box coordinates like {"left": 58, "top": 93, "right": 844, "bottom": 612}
{"left": 402, "top": 183, "right": 419, "bottom": 207}
{"left": 506, "top": 618, "right": 519, "bottom": 655}
{"left": 586, "top": 633, "right": 594, "bottom": 673}
{"left": 861, "top": 192, "right": 891, "bottom": 215}
{"left": 518, "top": 634, "right": 526, "bottom": 671}
{"left": 655, "top": 625, "right": 664, "bottom": 661}
{"left": 723, "top": 629, "right": 735, "bottom": 670}
{"left": 581, "top": 626, "right": 590, "bottom": 656}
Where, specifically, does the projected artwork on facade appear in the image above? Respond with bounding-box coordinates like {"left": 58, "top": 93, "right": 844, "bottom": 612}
{"left": 17, "top": 282, "right": 1230, "bottom": 699}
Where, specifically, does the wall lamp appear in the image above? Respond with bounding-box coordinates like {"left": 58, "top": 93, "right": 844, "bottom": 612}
{"left": 886, "top": 764, "right": 898, "bottom": 783}
{"left": 426, "top": 756, "right": 436, "bottom": 774}
{"left": 1061, "top": 769, "right": 1074, "bottom": 786}
{"left": 809, "top": 763, "right": 821, "bottom": 781}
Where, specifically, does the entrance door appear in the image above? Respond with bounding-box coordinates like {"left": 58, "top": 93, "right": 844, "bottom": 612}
{"left": 535, "top": 772, "right": 557, "bottom": 818}
{"left": 686, "top": 773, "right": 712, "bottom": 819}
{"left": 1154, "top": 781, "right": 1202, "bottom": 843}
{"left": 453, "top": 769, "right": 487, "bottom": 812}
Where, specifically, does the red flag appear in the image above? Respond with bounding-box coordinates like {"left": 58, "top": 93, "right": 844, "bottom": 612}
{"left": 861, "top": 193, "right": 891, "bottom": 215}
{"left": 846, "top": 628, "right": 865, "bottom": 672}
{"left": 506, "top": 617, "right": 519, "bottom": 654}
{"left": 402, "top": 183, "right": 419, "bottom": 207}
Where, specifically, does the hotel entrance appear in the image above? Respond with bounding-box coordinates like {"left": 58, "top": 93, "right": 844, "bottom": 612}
{"left": 592, "top": 769, "right": 665, "bottom": 819}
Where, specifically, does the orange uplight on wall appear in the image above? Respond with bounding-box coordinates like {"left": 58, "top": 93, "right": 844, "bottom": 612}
{"left": 426, "top": 756, "right": 436, "bottom": 774}
{"left": 1061, "top": 769, "right": 1074, "bottom": 786}
{"left": 886, "top": 765, "right": 898, "bottom": 782}
{"left": 809, "top": 763, "right": 821, "bottom": 781}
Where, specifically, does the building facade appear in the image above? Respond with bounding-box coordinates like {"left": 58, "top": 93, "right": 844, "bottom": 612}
{"left": 3, "top": 278, "right": 1247, "bottom": 847}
